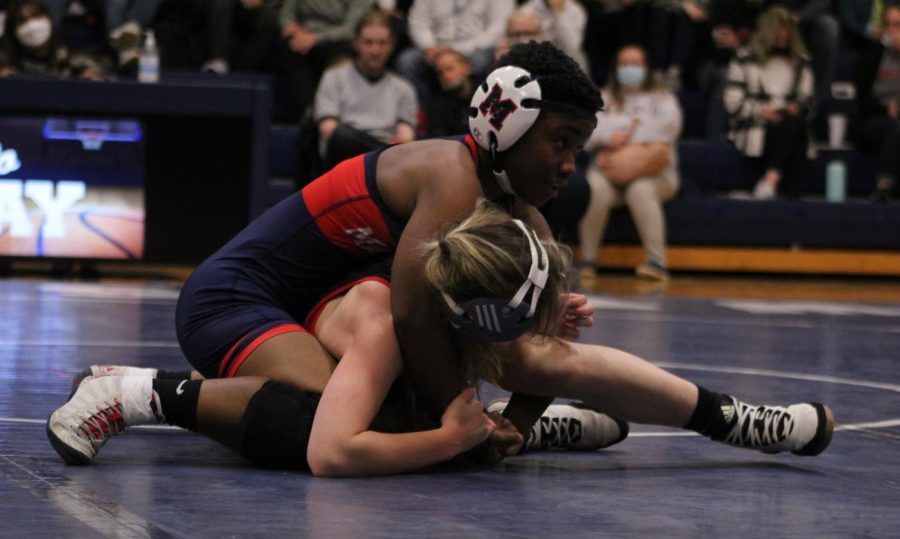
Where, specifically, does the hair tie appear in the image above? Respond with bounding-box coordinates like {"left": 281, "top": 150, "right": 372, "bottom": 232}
{"left": 438, "top": 239, "right": 451, "bottom": 257}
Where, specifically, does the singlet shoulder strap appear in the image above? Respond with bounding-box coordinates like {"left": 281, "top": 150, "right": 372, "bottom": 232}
{"left": 446, "top": 134, "right": 480, "bottom": 169}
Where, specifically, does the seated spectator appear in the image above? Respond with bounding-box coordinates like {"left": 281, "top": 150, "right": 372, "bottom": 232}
{"left": 855, "top": 3, "right": 900, "bottom": 202}
{"left": 495, "top": 5, "right": 589, "bottom": 74}
{"left": 396, "top": 0, "right": 513, "bottom": 104}
{"left": 494, "top": 8, "right": 545, "bottom": 62}
{"left": 520, "top": 0, "right": 588, "bottom": 74}
{"left": 201, "top": 0, "right": 281, "bottom": 74}
{"left": 0, "top": 0, "right": 104, "bottom": 78}
{"left": 424, "top": 48, "right": 475, "bottom": 138}
{"left": 724, "top": 5, "right": 813, "bottom": 200}
{"left": 578, "top": 44, "right": 683, "bottom": 284}
{"left": 280, "top": 0, "right": 375, "bottom": 115}
{"left": 314, "top": 9, "right": 417, "bottom": 169}
{"left": 645, "top": 0, "right": 709, "bottom": 90}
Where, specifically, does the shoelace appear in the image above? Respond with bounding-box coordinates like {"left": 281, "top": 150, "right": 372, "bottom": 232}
{"left": 77, "top": 401, "right": 126, "bottom": 448}
{"left": 526, "top": 416, "right": 583, "bottom": 451}
{"left": 724, "top": 403, "right": 794, "bottom": 449}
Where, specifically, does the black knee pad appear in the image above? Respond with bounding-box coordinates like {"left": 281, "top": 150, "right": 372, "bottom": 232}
{"left": 240, "top": 381, "right": 320, "bottom": 470}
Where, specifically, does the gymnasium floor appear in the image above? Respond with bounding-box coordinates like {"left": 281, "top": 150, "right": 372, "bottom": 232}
{"left": 1, "top": 272, "right": 898, "bottom": 538}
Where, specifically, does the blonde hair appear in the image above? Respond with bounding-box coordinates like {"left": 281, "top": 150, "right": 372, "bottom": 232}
{"left": 421, "top": 199, "right": 571, "bottom": 384}
{"left": 749, "top": 6, "right": 808, "bottom": 62}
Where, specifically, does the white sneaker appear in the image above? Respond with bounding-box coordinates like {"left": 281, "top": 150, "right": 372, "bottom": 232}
{"left": 488, "top": 399, "right": 629, "bottom": 452}
{"left": 716, "top": 398, "right": 834, "bottom": 456}
{"left": 48, "top": 376, "right": 162, "bottom": 464}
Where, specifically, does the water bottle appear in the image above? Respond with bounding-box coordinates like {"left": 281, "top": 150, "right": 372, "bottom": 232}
{"left": 825, "top": 159, "right": 846, "bottom": 203}
{"left": 138, "top": 30, "right": 159, "bottom": 83}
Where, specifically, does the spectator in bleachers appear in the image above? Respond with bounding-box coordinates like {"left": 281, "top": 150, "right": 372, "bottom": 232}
{"left": 396, "top": 0, "right": 514, "bottom": 104}
{"left": 494, "top": 4, "right": 589, "bottom": 76}
{"left": 201, "top": 0, "right": 281, "bottom": 74}
{"left": 424, "top": 49, "right": 474, "bottom": 137}
{"left": 855, "top": 2, "right": 900, "bottom": 202}
{"left": 313, "top": 9, "right": 416, "bottom": 170}
{"left": 645, "top": 0, "right": 709, "bottom": 90}
{"left": 578, "top": 44, "right": 683, "bottom": 284}
{"left": 280, "top": 0, "right": 375, "bottom": 115}
{"left": 0, "top": 0, "right": 104, "bottom": 78}
{"left": 519, "top": 0, "right": 588, "bottom": 74}
{"left": 1, "top": 0, "right": 63, "bottom": 76}
{"left": 724, "top": 5, "right": 813, "bottom": 200}
{"left": 494, "top": 8, "right": 545, "bottom": 61}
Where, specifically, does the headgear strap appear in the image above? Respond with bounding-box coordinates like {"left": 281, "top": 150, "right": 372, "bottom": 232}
{"left": 441, "top": 219, "right": 549, "bottom": 342}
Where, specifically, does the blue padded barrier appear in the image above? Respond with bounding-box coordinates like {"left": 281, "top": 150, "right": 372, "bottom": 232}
{"left": 603, "top": 197, "right": 900, "bottom": 250}
{"left": 268, "top": 125, "right": 300, "bottom": 178}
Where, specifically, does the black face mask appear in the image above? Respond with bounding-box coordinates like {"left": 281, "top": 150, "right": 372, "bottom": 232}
{"left": 771, "top": 46, "right": 790, "bottom": 56}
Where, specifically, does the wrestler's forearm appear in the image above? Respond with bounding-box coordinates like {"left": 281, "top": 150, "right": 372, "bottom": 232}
{"left": 310, "top": 428, "right": 461, "bottom": 477}
{"left": 394, "top": 314, "right": 464, "bottom": 423}
{"left": 502, "top": 393, "right": 554, "bottom": 437}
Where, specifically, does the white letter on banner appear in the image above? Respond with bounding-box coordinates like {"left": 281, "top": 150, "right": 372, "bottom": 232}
{"left": 25, "top": 180, "right": 86, "bottom": 238}
{"left": 0, "top": 179, "right": 33, "bottom": 237}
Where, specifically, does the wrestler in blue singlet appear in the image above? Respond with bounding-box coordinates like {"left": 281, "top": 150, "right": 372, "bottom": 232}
{"left": 176, "top": 136, "right": 480, "bottom": 378}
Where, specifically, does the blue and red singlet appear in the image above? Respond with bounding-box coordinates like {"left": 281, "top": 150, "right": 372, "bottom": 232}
{"left": 176, "top": 136, "right": 479, "bottom": 378}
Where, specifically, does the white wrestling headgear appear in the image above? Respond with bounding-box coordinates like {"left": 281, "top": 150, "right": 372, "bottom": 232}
{"left": 468, "top": 65, "right": 596, "bottom": 196}
{"left": 440, "top": 219, "right": 549, "bottom": 343}
{"left": 469, "top": 66, "right": 543, "bottom": 153}
{"left": 468, "top": 66, "right": 541, "bottom": 195}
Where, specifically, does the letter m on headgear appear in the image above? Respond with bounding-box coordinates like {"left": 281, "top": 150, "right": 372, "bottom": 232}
{"left": 478, "top": 83, "right": 518, "bottom": 130}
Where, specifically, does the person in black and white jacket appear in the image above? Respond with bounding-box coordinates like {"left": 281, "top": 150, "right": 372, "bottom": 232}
{"left": 724, "top": 5, "right": 814, "bottom": 200}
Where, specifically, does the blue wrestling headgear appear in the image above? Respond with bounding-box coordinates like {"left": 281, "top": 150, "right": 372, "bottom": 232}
{"left": 468, "top": 65, "right": 596, "bottom": 196}
{"left": 440, "top": 219, "right": 549, "bottom": 343}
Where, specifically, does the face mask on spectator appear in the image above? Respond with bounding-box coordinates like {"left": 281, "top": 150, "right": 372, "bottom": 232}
{"left": 616, "top": 65, "right": 645, "bottom": 88}
{"left": 16, "top": 17, "right": 52, "bottom": 48}
{"left": 882, "top": 33, "right": 894, "bottom": 49}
